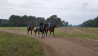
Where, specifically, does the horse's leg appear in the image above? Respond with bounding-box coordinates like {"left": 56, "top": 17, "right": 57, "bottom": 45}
{"left": 49, "top": 31, "right": 51, "bottom": 37}
{"left": 35, "top": 30, "right": 37, "bottom": 37}
{"left": 38, "top": 32, "right": 39, "bottom": 36}
{"left": 31, "top": 31, "right": 32, "bottom": 35}
{"left": 53, "top": 31, "right": 55, "bottom": 37}
{"left": 35, "top": 32, "right": 36, "bottom": 37}
{"left": 34, "top": 30, "right": 36, "bottom": 37}
{"left": 41, "top": 32, "right": 43, "bottom": 38}
{"left": 46, "top": 31, "right": 47, "bottom": 37}
{"left": 47, "top": 31, "right": 48, "bottom": 37}
{"left": 45, "top": 32, "right": 47, "bottom": 37}
{"left": 42, "top": 32, "right": 44, "bottom": 38}
{"left": 44, "top": 32, "right": 45, "bottom": 36}
{"left": 43, "top": 31, "right": 45, "bottom": 37}
{"left": 43, "top": 31, "right": 45, "bottom": 36}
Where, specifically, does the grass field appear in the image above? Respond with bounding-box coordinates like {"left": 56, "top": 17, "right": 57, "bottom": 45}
{"left": 1, "top": 27, "right": 36, "bottom": 32}
{"left": 76, "top": 27, "right": 98, "bottom": 35}
{"left": 1, "top": 27, "right": 98, "bottom": 40}
{"left": 0, "top": 31, "right": 45, "bottom": 56}
{"left": 1, "top": 27, "right": 27, "bottom": 32}
{"left": 54, "top": 27, "right": 98, "bottom": 40}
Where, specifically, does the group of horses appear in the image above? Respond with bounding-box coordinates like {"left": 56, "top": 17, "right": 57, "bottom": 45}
{"left": 27, "top": 24, "right": 57, "bottom": 38}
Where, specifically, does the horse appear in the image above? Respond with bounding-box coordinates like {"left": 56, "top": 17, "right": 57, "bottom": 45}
{"left": 44, "top": 24, "right": 49, "bottom": 37}
{"left": 27, "top": 25, "right": 34, "bottom": 35}
{"left": 34, "top": 27, "right": 39, "bottom": 37}
{"left": 34, "top": 25, "right": 45, "bottom": 38}
{"left": 49, "top": 24, "right": 57, "bottom": 37}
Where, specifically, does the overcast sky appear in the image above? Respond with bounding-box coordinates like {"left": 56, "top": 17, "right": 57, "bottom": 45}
{"left": 0, "top": 0, "right": 98, "bottom": 25}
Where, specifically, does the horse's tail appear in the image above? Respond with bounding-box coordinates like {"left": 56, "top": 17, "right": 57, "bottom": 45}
{"left": 27, "top": 27, "right": 28, "bottom": 30}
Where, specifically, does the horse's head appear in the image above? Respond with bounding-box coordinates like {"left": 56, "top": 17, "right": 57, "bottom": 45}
{"left": 44, "top": 24, "right": 48, "bottom": 27}
{"left": 31, "top": 25, "right": 34, "bottom": 28}
{"left": 54, "top": 24, "right": 57, "bottom": 28}
{"left": 46, "top": 24, "right": 48, "bottom": 27}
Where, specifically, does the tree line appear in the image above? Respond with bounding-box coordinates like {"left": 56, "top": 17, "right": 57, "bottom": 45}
{"left": 81, "top": 16, "right": 98, "bottom": 27}
{"left": 0, "top": 15, "right": 69, "bottom": 27}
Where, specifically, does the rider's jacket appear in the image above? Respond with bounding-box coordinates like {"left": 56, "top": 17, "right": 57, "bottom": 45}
{"left": 29, "top": 23, "right": 32, "bottom": 26}
{"left": 49, "top": 23, "right": 52, "bottom": 26}
{"left": 39, "top": 23, "right": 43, "bottom": 26}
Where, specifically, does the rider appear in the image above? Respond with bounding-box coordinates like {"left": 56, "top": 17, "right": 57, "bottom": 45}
{"left": 39, "top": 20, "right": 44, "bottom": 30}
{"left": 29, "top": 21, "right": 32, "bottom": 30}
{"left": 49, "top": 20, "right": 52, "bottom": 30}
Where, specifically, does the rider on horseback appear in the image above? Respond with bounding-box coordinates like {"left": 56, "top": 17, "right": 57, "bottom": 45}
{"left": 39, "top": 20, "right": 44, "bottom": 30}
{"left": 29, "top": 21, "right": 32, "bottom": 30}
{"left": 49, "top": 20, "right": 52, "bottom": 30}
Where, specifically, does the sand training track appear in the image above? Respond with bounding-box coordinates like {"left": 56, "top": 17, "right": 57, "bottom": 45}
{"left": 0, "top": 28, "right": 98, "bottom": 56}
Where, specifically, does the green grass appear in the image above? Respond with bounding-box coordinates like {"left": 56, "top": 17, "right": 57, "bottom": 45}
{"left": 76, "top": 27, "right": 98, "bottom": 35}
{"left": 1, "top": 27, "right": 98, "bottom": 40}
{"left": 55, "top": 32, "right": 98, "bottom": 40}
{"left": 53, "top": 31, "right": 98, "bottom": 40}
{"left": 47, "top": 27, "right": 98, "bottom": 40}
{"left": 1, "top": 27, "right": 36, "bottom": 32}
{"left": 1, "top": 27, "right": 27, "bottom": 32}
{"left": 0, "top": 31, "right": 45, "bottom": 56}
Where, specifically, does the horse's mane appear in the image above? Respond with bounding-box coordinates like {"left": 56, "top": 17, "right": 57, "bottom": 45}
{"left": 44, "top": 24, "right": 48, "bottom": 27}
{"left": 51, "top": 24, "right": 57, "bottom": 28}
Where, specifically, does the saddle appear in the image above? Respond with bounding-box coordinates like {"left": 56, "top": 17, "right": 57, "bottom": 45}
{"left": 37, "top": 26, "right": 42, "bottom": 30}
{"left": 48, "top": 26, "right": 52, "bottom": 30}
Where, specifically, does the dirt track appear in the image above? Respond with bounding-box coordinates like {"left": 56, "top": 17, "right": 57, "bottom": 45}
{"left": 0, "top": 28, "right": 98, "bottom": 56}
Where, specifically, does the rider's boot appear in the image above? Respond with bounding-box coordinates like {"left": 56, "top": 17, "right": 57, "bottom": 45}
{"left": 29, "top": 26, "right": 30, "bottom": 30}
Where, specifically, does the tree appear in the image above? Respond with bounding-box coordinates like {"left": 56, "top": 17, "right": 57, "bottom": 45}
{"left": 47, "top": 15, "right": 66, "bottom": 27}
{"left": 61, "top": 20, "right": 66, "bottom": 27}
{"left": 1, "top": 15, "right": 67, "bottom": 27}
{"left": 69, "top": 24, "right": 72, "bottom": 27}
{"left": 65, "top": 22, "right": 68, "bottom": 27}
{"left": 94, "top": 17, "right": 98, "bottom": 27}
{"left": 0, "top": 19, "right": 1, "bottom": 26}
{"left": 81, "top": 16, "right": 98, "bottom": 27}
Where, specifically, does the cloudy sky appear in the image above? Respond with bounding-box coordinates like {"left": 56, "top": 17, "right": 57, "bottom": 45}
{"left": 0, "top": 0, "right": 98, "bottom": 25}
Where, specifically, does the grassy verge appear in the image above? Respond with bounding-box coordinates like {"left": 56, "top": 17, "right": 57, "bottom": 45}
{"left": 1, "top": 27, "right": 36, "bottom": 32}
{"left": 0, "top": 31, "right": 45, "bottom": 56}
{"left": 1, "top": 27, "right": 27, "bottom": 32}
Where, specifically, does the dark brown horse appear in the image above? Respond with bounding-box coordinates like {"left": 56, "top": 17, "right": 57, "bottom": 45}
{"left": 27, "top": 25, "right": 34, "bottom": 35}
{"left": 44, "top": 24, "right": 49, "bottom": 37}
{"left": 49, "top": 24, "right": 57, "bottom": 37}
{"left": 34, "top": 27, "right": 39, "bottom": 37}
{"left": 34, "top": 25, "right": 45, "bottom": 38}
